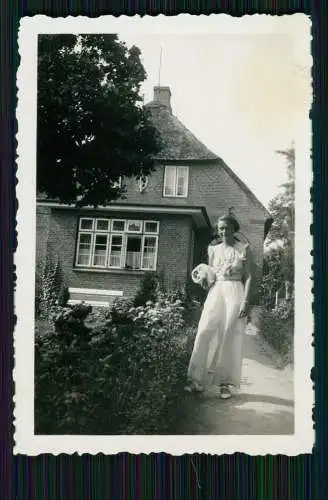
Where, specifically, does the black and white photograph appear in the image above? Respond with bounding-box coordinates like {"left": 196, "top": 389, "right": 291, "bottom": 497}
{"left": 15, "top": 14, "right": 313, "bottom": 455}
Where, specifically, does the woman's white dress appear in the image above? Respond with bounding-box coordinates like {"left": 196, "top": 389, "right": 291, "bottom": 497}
{"left": 188, "top": 241, "right": 250, "bottom": 388}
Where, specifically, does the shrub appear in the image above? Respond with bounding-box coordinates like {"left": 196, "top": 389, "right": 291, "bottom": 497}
{"left": 35, "top": 298, "right": 189, "bottom": 435}
{"left": 260, "top": 299, "right": 294, "bottom": 360}
{"left": 57, "top": 284, "right": 70, "bottom": 307}
{"left": 37, "top": 256, "right": 63, "bottom": 320}
{"left": 110, "top": 297, "right": 135, "bottom": 324}
{"left": 126, "top": 297, "right": 185, "bottom": 336}
{"left": 133, "top": 272, "right": 160, "bottom": 307}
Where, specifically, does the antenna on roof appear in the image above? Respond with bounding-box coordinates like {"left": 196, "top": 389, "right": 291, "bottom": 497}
{"left": 158, "top": 46, "right": 163, "bottom": 86}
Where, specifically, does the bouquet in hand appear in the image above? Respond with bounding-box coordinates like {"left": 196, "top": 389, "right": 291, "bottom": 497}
{"left": 191, "top": 263, "right": 216, "bottom": 290}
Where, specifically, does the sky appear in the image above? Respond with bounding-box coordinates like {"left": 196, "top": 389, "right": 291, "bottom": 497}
{"left": 119, "top": 22, "right": 311, "bottom": 209}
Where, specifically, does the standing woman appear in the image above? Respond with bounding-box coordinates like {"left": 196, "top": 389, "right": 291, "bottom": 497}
{"left": 186, "top": 214, "right": 253, "bottom": 399}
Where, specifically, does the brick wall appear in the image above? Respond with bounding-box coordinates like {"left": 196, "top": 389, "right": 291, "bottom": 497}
{"left": 157, "top": 215, "right": 192, "bottom": 290}
{"left": 40, "top": 207, "right": 193, "bottom": 299}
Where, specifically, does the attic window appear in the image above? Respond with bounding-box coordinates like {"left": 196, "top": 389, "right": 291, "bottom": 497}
{"left": 163, "top": 166, "right": 189, "bottom": 198}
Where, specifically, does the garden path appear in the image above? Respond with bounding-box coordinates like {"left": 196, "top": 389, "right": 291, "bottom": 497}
{"left": 179, "top": 324, "right": 294, "bottom": 435}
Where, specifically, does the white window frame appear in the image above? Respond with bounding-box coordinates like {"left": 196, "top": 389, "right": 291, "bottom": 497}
{"left": 126, "top": 220, "right": 143, "bottom": 233}
{"left": 141, "top": 234, "right": 159, "bottom": 271}
{"left": 108, "top": 233, "right": 124, "bottom": 269}
{"left": 75, "top": 217, "right": 160, "bottom": 271}
{"left": 79, "top": 217, "right": 94, "bottom": 231}
{"left": 124, "top": 234, "right": 143, "bottom": 270}
{"left": 111, "top": 219, "right": 126, "bottom": 232}
{"left": 91, "top": 232, "right": 109, "bottom": 268}
{"left": 75, "top": 231, "right": 94, "bottom": 267}
{"left": 163, "top": 165, "right": 189, "bottom": 198}
{"left": 95, "top": 218, "right": 111, "bottom": 232}
{"left": 176, "top": 166, "right": 189, "bottom": 197}
{"left": 143, "top": 220, "right": 159, "bottom": 234}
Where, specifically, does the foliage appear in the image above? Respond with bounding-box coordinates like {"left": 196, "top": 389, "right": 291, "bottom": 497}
{"left": 126, "top": 297, "right": 185, "bottom": 335}
{"left": 261, "top": 246, "right": 294, "bottom": 309}
{"left": 261, "top": 143, "right": 295, "bottom": 310}
{"left": 35, "top": 298, "right": 189, "bottom": 435}
{"left": 37, "top": 34, "right": 161, "bottom": 207}
{"left": 133, "top": 272, "right": 160, "bottom": 307}
{"left": 57, "top": 284, "right": 70, "bottom": 307}
{"left": 266, "top": 145, "right": 295, "bottom": 246}
{"left": 259, "top": 300, "right": 294, "bottom": 361}
{"left": 36, "top": 257, "right": 63, "bottom": 320}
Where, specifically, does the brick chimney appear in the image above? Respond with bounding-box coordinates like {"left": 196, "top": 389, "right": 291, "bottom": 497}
{"left": 153, "top": 86, "right": 172, "bottom": 113}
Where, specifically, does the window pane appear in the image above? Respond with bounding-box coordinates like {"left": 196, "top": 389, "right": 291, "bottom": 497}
{"left": 144, "top": 221, "right": 159, "bottom": 234}
{"left": 96, "top": 219, "right": 110, "bottom": 231}
{"left": 93, "top": 234, "right": 108, "bottom": 266}
{"left": 127, "top": 220, "right": 142, "bottom": 233}
{"left": 109, "top": 235, "right": 123, "bottom": 268}
{"left": 176, "top": 167, "right": 188, "bottom": 196}
{"left": 112, "top": 220, "right": 125, "bottom": 232}
{"left": 142, "top": 236, "right": 157, "bottom": 270}
{"left": 125, "top": 236, "right": 142, "bottom": 269}
{"left": 164, "top": 166, "right": 176, "bottom": 196}
{"left": 77, "top": 233, "right": 92, "bottom": 265}
{"left": 80, "top": 218, "right": 94, "bottom": 230}
{"left": 176, "top": 183, "right": 185, "bottom": 196}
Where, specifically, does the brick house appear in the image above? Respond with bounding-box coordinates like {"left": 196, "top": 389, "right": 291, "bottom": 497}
{"left": 36, "top": 86, "right": 272, "bottom": 306}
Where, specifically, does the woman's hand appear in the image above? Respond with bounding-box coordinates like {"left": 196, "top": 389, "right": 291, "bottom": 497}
{"left": 238, "top": 301, "right": 248, "bottom": 318}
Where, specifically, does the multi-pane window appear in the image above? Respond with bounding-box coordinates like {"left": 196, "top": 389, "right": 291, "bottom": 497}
{"left": 163, "top": 165, "right": 189, "bottom": 197}
{"left": 75, "top": 217, "right": 159, "bottom": 271}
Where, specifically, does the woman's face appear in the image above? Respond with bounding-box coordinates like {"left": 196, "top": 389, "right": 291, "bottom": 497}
{"left": 218, "top": 220, "right": 235, "bottom": 243}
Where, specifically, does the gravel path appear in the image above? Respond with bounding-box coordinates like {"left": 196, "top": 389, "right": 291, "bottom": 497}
{"left": 178, "top": 324, "right": 294, "bottom": 435}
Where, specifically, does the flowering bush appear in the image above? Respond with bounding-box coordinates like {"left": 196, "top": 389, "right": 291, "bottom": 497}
{"left": 35, "top": 297, "right": 189, "bottom": 435}
{"left": 126, "top": 298, "right": 185, "bottom": 335}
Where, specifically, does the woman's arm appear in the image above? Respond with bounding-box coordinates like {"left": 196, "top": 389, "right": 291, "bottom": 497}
{"left": 239, "top": 245, "right": 253, "bottom": 318}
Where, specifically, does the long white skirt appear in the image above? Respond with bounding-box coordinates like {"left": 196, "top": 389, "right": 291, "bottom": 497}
{"left": 188, "top": 280, "right": 246, "bottom": 388}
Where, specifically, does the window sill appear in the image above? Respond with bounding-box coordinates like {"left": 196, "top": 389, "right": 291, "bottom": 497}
{"left": 162, "top": 194, "right": 188, "bottom": 199}
{"left": 73, "top": 267, "right": 156, "bottom": 275}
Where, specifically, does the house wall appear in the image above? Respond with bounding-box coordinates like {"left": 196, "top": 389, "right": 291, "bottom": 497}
{"left": 121, "top": 162, "right": 267, "bottom": 298}
{"left": 39, "top": 206, "right": 193, "bottom": 299}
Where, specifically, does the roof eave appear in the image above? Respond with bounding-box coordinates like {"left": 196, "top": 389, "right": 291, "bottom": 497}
{"left": 36, "top": 201, "right": 212, "bottom": 230}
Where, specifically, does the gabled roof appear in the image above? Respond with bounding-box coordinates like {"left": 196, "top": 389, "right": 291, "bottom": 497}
{"left": 145, "top": 99, "right": 271, "bottom": 219}
{"left": 145, "top": 101, "right": 218, "bottom": 161}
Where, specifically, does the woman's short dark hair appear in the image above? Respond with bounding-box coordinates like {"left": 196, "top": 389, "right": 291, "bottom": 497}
{"left": 217, "top": 214, "right": 240, "bottom": 233}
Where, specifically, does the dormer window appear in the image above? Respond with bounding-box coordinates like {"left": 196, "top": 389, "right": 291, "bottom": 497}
{"left": 163, "top": 166, "right": 189, "bottom": 197}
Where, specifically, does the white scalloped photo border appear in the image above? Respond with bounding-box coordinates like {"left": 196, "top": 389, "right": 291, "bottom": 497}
{"left": 14, "top": 13, "right": 313, "bottom": 455}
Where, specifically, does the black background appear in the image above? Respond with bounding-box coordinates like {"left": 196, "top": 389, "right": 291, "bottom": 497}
{"left": 1, "top": 1, "right": 325, "bottom": 498}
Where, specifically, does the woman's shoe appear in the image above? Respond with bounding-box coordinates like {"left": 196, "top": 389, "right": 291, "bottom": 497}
{"left": 220, "top": 385, "right": 232, "bottom": 400}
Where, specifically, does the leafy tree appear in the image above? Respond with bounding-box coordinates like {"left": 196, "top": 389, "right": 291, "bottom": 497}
{"left": 37, "top": 34, "right": 161, "bottom": 207}
{"left": 261, "top": 246, "right": 294, "bottom": 308}
{"left": 262, "top": 143, "right": 295, "bottom": 308}
{"left": 266, "top": 144, "right": 295, "bottom": 246}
